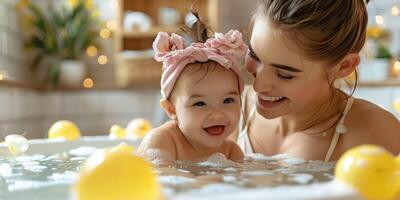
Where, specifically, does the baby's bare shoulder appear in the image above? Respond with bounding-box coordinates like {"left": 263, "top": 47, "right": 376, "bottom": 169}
{"left": 223, "top": 140, "right": 244, "bottom": 161}
{"left": 137, "top": 121, "right": 177, "bottom": 155}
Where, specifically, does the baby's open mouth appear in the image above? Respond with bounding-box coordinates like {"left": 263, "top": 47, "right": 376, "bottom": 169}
{"left": 204, "top": 125, "right": 225, "bottom": 136}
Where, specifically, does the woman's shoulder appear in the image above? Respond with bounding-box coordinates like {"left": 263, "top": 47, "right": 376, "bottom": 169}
{"left": 350, "top": 98, "right": 399, "bottom": 125}
{"left": 346, "top": 98, "right": 400, "bottom": 152}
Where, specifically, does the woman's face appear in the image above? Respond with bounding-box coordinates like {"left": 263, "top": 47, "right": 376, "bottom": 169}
{"left": 246, "top": 15, "right": 333, "bottom": 119}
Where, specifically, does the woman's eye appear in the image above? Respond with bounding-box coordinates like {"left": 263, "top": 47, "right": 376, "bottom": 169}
{"left": 223, "top": 98, "right": 235, "bottom": 104}
{"left": 248, "top": 50, "right": 260, "bottom": 62}
{"left": 193, "top": 101, "right": 206, "bottom": 107}
{"left": 277, "top": 72, "right": 294, "bottom": 80}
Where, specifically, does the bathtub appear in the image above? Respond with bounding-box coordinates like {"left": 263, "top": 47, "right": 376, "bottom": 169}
{"left": 26, "top": 136, "right": 141, "bottom": 155}
{"left": 0, "top": 136, "right": 363, "bottom": 200}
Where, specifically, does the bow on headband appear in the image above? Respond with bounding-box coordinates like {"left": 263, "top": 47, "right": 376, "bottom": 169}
{"left": 153, "top": 30, "right": 248, "bottom": 99}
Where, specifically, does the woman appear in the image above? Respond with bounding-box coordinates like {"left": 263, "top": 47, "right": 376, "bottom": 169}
{"left": 233, "top": 0, "right": 400, "bottom": 161}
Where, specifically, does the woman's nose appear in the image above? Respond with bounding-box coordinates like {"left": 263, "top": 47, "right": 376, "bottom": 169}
{"left": 245, "top": 55, "right": 257, "bottom": 78}
{"left": 253, "top": 67, "right": 274, "bottom": 93}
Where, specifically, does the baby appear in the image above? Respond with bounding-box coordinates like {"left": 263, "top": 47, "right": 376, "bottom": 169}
{"left": 137, "top": 19, "right": 247, "bottom": 163}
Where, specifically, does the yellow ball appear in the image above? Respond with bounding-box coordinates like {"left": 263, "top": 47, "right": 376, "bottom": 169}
{"left": 397, "top": 156, "right": 400, "bottom": 168}
{"left": 393, "top": 98, "right": 400, "bottom": 112}
{"left": 335, "top": 144, "right": 400, "bottom": 200}
{"left": 48, "top": 120, "right": 81, "bottom": 141}
{"left": 109, "top": 125, "right": 127, "bottom": 139}
{"left": 74, "top": 149, "right": 161, "bottom": 200}
{"left": 126, "top": 118, "right": 152, "bottom": 138}
{"left": 110, "top": 143, "right": 135, "bottom": 153}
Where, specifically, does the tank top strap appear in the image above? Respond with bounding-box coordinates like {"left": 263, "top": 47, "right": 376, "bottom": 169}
{"left": 237, "top": 107, "right": 257, "bottom": 154}
{"left": 324, "top": 97, "right": 354, "bottom": 162}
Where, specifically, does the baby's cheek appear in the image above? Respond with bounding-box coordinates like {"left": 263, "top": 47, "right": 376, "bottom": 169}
{"left": 227, "top": 108, "right": 241, "bottom": 127}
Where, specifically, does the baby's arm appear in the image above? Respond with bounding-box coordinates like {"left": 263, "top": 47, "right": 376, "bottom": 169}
{"left": 227, "top": 141, "right": 244, "bottom": 161}
{"left": 137, "top": 127, "right": 177, "bottom": 165}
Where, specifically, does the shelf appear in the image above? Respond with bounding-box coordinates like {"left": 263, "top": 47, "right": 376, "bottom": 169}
{"left": 357, "top": 79, "right": 400, "bottom": 87}
{"left": 123, "top": 26, "right": 181, "bottom": 38}
{"left": 0, "top": 79, "right": 159, "bottom": 91}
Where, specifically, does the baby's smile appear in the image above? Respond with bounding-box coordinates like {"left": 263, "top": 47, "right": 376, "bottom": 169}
{"left": 203, "top": 125, "right": 225, "bottom": 136}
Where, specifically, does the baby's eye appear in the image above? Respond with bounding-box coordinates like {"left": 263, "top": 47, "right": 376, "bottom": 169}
{"left": 277, "top": 72, "right": 294, "bottom": 80}
{"left": 223, "top": 98, "right": 235, "bottom": 104}
{"left": 193, "top": 101, "right": 206, "bottom": 107}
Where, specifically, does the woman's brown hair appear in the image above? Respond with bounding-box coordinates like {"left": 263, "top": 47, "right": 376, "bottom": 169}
{"left": 250, "top": 0, "right": 370, "bottom": 133}
{"left": 256, "top": 0, "right": 369, "bottom": 66}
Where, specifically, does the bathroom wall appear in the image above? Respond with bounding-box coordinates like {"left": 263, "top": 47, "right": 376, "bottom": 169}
{"left": 0, "top": 87, "right": 161, "bottom": 139}
{"left": 0, "top": 0, "right": 30, "bottom": 82}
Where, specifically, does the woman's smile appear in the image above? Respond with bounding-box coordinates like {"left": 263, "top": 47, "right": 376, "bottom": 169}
{"left": 257, "top": 94, "right": 287, "bottom": 109}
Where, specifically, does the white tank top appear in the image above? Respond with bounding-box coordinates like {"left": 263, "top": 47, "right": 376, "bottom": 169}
{"left": 237, "top": 96, "right": 354, "bottom": 162}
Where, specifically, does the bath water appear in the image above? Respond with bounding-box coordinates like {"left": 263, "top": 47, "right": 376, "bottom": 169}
{"left": 0, "top": 147, "right": 360, "bottom": 200}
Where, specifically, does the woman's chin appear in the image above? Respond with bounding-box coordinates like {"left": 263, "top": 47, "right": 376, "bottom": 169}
{"left": 256, "top": 106, "right": 283, "bottom": 119}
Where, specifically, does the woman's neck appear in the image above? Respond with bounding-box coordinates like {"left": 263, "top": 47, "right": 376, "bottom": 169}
{"left": 277, "top": 89, "right": 347, "bottom": 135}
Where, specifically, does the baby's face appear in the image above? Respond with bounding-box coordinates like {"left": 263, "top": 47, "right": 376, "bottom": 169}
{"left": 173, "top": 64, "right": 241, "bottom": 148}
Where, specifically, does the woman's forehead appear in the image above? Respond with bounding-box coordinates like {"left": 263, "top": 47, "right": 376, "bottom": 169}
{"left": 250, "top": 17, "right": 329, "bottom": 73}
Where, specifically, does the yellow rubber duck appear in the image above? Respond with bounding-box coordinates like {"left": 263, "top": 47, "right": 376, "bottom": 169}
{"left": 109, "top": 125, "right": 127, "bottom": 139}
{"left": 126, "top": 118, "right": 152, "bottom": 138}
{"left": 74, "top": 145, "right": 160, "bottom": 200}
{"left": 335, "top": 144, "right": 400, "bottom": 200}
{"left": 48, "top": 120, "right": 81, "bottom": 141}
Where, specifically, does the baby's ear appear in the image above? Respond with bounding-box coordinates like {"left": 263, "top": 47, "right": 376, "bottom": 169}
{"left": 160, "top": 99, "right": 176, "bottom": 118}
{"left": 334, "top": 53, "right": 360, "bottom": 78}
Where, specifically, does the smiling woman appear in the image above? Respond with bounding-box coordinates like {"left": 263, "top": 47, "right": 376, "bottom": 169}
{"left": 233, "top": 0, "right": 400, "bottom": 162}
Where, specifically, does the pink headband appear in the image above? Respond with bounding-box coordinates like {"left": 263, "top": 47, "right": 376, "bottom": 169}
{"left": 153, "top": 30, "right": 248, "bottom": 99}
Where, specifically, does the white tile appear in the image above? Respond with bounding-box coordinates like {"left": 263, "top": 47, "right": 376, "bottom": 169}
{"left": 62, "top": 92, "right": 104, "bottom": 115}
{"left": 4, "top": 33, "right": 23, "bottom": 60}
{"left": 102, "top": 91, "right": 151, "bottom": 114}
{"left": 0, "top": 87, "right": 13, "bottom": 120}
{"left": 2, "top": 1, "right": 18, "bottom": 32}
{"left": 102, "top": 113, "right": 148, "bottom": 128}
{"left": 13, "top": 88, "right": 43, "bottom": 118}
{"left": 30, "top": 90, "right": 43, "bottom": 117}
{"left": 0, "top": 31, "right": 4, "bottom": 55}
{"left": 2, "top": 119, "right": 45, "bottom": 139}
{"left": 7, "top": 12, "right": 17, "bottom": 33}
{"left": 44, "top": 114, "right": 107, "bottom": 136}
{"left": 0, "top": 58, "right": 15, "bottom": 78}
{"left": 0, "top": 3, "right": 6, "bottom": 28}
{"left": 42, "top": 93, "right": 62, "bottom": 116}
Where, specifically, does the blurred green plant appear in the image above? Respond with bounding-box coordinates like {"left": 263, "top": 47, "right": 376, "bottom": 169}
{"left": 367, "top": 26, "right": 393, "bottom": 60}
{"left": 375, "top": 44, "right": 393, "bottom": 59}
{"left": 17, "top": 0, "right": 101, "bottom": 86}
